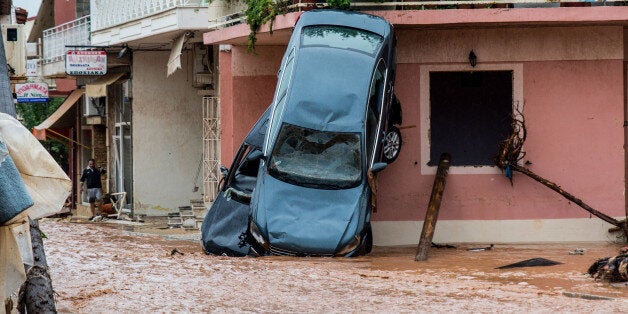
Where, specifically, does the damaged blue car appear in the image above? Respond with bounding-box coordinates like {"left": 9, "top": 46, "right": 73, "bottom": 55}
{"left": 247, "top": 10, "right": 402, "bottom": 257}
{"left": 200, "top": 106, "right": 270, "bottom": 256}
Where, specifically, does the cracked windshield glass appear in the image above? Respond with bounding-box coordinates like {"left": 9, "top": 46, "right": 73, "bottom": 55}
{"left": 269, "top": 123, "right": 362, "bottom": 189}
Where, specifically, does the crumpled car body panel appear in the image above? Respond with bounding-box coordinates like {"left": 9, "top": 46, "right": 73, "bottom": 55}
{"left": 252, "top": 172, "right": 370, "bottom": 255}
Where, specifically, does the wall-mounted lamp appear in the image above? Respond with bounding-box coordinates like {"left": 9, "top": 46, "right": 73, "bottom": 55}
{"left": 117, "top": 44, "right": 131, "bottom": 59}
{"left": 468, "top": 50, "right": 477, "bottom": 67}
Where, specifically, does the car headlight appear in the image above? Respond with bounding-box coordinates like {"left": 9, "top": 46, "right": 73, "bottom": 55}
{"left": 249, "top": 220, "right": 270, "bottom": 251}
{"left": 335, "top": 235, "right": 361, "bottom": 256}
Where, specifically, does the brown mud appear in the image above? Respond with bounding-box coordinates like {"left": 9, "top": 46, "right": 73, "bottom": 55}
{"left": 40, "top": 219, "right": 627, "bottom": 313}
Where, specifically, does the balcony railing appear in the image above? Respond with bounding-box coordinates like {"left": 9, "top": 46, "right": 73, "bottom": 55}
{"left": 210, "top": 0, "right": 626, "bottom": 30}
{"left": 91, "top": 0, "right": 209, "bottom": 32}
{"left": 42, "top": 15, "right": 91, "bottom": 64}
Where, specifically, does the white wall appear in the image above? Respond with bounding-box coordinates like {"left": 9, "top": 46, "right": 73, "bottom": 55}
{"left": 132, "top": 50, "right": 203, "bottom": 215}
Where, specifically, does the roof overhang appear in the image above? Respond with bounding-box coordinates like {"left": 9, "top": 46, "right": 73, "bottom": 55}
{"left": 27, "top": 0, "right": 54, "bottom": 42}
{"left": 90, "top": 6, "right": 208, "bottom": 48}
{"left": 203, "top": 7, "right": 628, "bottom": 46}
{"left": 85, "top": 72, "right": 126, "bottom": 98}
{"left": 33, "top": 88, "right": 83, "bottom": 140}
{"left": 204, "top": 12, "right": 302, "bottom": 46}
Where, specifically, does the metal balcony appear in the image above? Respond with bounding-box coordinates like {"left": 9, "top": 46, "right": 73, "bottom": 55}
{"left": 91, "top": 0, "right": 208, "bottom": 32}
{"left": 90, "top": 0, "right": 209, "bottom": 46}
{"left": 42, "top": 15, "right": 91, "bottom": 64}
{"left": 208, "top": 0, "right": 626, "bottom": 30}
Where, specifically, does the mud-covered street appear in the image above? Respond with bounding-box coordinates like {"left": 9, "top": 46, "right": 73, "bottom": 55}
{"left": 41, "top": 219, "right": 627, "bottom": 313}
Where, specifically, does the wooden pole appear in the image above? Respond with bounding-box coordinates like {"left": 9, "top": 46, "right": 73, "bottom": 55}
{"left": 415, "top": 153, "right": 451, "bottom": 261}
{"left": 17, "top": 218, "right": 57, "bottom": 313}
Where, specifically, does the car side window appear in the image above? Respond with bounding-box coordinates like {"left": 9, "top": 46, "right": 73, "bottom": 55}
{"left": 276, "top": 49, "right": 295, "bottom": 103}
{"left": 225, "top": 145, "right": 251, "bottom": 188}
{"left": 366, "top": 59, "right": 386, "bottom": 165}
{"left": 267, "top": 48, "right": 296, "bottom": 153}
{"left": 368, "top": 59, "right": 386, "bottom": 116}
{"left": 366, "top": 106, "right": 377, "bottom": 163}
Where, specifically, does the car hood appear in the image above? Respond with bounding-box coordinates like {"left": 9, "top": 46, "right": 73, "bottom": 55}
{"left": 252, "top": 172, "right": 368, "bottom": 255}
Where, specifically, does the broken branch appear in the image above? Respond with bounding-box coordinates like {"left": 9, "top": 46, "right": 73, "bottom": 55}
{"left": 495, "top": 107, "right": 627, "bottom": 239}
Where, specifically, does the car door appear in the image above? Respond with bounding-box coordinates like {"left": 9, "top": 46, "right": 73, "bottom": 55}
{"left": 200, "top": 107, "right": 270, "bottom": 256}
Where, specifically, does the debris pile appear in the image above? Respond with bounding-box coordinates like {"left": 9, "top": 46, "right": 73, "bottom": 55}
{"left": 587, "top": 247, "right": 628, "bottom": 283}
{"left": 168, "top": 200, "right": 207, "bottom": 229}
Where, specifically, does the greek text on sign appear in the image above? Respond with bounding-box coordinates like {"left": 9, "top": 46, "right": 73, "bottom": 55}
{"left": 66, "top": 50, "right": 107, "bottom": 75}
{"left": 16, "top": 83, "right": 49, "bottom": 102}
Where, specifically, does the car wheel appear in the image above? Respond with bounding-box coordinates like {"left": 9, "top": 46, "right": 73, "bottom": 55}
{"left": 350, "top": 223, "right": 373, "bottom": 257}
{"left": 363, "top": 223, "right": 373, "bottom": 255}
{"left": 383, "top": 126, "right": 402, "bottom": 163}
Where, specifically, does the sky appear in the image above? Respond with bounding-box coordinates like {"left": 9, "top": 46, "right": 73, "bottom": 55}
{"left": 13, "top": 0, "right": 42, "bottom": 18}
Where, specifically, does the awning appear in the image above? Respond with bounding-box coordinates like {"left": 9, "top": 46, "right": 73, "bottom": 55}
{"left": 32, "top": 88, "right": 83, "bottom": 140}
{"left": 85, "top": 72, "right": 126, "bottom": 98}
{"left": 167, "top": 33, "right": 186, "bottom": 77}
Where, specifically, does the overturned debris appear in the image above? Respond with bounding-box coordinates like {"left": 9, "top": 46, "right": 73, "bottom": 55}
{"left": 496, "top": 257, "right": 562, "bottom": 269}
{"left": 587, "top": 247, "right": 628, "bottom": 283}
{"left": 431, "top": 242, "right": 456, "bottom": 249}
{"left": 468, "top": 244, "right": 494, "bottom": 252}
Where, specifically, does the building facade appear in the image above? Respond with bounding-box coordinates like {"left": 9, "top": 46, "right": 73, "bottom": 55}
{"left": 32, "top": 0, "right": 214, "bottom": 217}
{"left": 204, "top": 3, "right": 628, "bottom": 244}
{"left": 28, "top": 0, "right": 628, "bottom": 245}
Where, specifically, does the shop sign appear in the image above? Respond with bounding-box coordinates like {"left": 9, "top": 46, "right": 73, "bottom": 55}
{"left": 26, "top": 59, "right": 38, "bottom": 77}
{"left": 15, "top": 82, "right": 49, "bottom": 102}
{"left": 65, "top": 50, "right": 107, "bottom": 75}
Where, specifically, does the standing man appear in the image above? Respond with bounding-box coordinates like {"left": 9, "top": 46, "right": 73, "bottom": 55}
{"left": 80, "top": 158, "right": 106, "bottom": 219}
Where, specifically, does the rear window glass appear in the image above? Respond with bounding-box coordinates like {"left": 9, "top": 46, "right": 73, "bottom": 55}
{"left": 301, "top": 25, "right": 383, "bottom": 55}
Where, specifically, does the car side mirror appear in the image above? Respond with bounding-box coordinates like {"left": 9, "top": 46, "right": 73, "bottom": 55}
{"left": 370, "top": 162, "right": 387, "bottom": 174}
{"left": 220, "top": 165, "right": 228, "bottom": 177}
{"left": 246, "top": 150, "right": 265, "bottom": 162}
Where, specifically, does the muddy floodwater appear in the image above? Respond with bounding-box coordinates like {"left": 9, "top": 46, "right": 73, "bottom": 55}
{"left": 40, "top": 219, "right": 627, "bottom": 313}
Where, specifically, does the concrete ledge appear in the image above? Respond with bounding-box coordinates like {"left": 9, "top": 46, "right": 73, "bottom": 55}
{"left": 372, "top": 217, "right": 624, "bottom": 245}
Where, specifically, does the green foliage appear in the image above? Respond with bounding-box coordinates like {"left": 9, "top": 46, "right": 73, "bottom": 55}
{"left": 325, "top": 0, "right": 351, "bottom": 9}
{"left": 243, "top": 0, "right": 290, "bottom": 52}
{"left": 16, "top": 98, "right": 69, "bottom": 171}
{"left": 16, "top": 97, "right": 63, "bottom": 130}
{"left": 217, "top": 0, "right": 393, "bottom": 52}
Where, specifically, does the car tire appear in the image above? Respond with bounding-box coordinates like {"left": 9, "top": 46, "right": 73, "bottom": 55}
{"left": 363, "top": 223, "right": 373, "bottom": 254}
{"left": 383, "top": 126, "right": 402, "bottom": 163}
{"left": 391, "top": 94, "right": 402, "bottom": 125}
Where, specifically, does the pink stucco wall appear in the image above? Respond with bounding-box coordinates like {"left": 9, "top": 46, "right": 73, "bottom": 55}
{"left": 220, "top": 46, "right": 282, "bottom": 163}
{"left": 374, "top": 60, "right": 625, "bottom": 221}
{"left": 54, "top": 0, "right": 76, "bottom": 25}
{"left": 216, "top": 21, "right": 626, "bottom": 224}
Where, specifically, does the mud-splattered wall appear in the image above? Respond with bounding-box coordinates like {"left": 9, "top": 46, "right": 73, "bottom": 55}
{"left": 131, "top": 51, "right": 203, "bottom": 215}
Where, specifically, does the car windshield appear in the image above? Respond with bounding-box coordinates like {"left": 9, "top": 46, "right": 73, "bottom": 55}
{"left": 268, "top": 123, "right": 362, "bottom": 189}
{"left": 301, "top": 25, "right": 383, "bottom": 56}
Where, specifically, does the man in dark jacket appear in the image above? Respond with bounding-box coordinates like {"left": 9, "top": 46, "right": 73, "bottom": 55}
{"left": 80, "top": 158, "right": 106, "bottom": 219}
